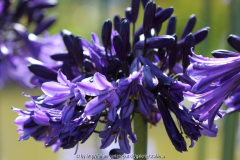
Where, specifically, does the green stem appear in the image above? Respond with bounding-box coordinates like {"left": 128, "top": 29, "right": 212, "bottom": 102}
{"left": 222, "top": 112, "right": 238, "bottom": 160}
{"left": 134, "top": 112, "right": 148, "bottom": 160}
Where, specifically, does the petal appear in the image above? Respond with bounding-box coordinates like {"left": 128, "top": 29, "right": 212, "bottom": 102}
{"left": 62, "top": 104, "right": 75, "bottom": 124}
{"left": 100, "top": 129, "right": 116, "bottom": 149}
{"left": 120, "top": 102, "right": 135, "bottom": 119}
{"left": 138, "top": 95, "right": 151, "bottom": 115}
{"left": 41, "top": 82, "right": 70, "bottom": 97}
{"left": 200, "top": 121, "right": 218, "bottom": 137}
{"left": 119, "top": 131, "right": 131, "bottom": 154}
{"left": 77, "top": 82, "right": 103, "bottom": 96}
{"left": 57, "top": 70, "right": 69, "bottom": 85}
{"left": 44, "top": 93, "right": 73, "bottom": 105}
{"left": 84, "top": 95, "right": 107, "bottom": 116}
{"left": 108, "top": 106, "right": 117, "bottom": 121}
{"left": 32, "top": 110, "right": 50, "bottom": 126}
{"left": 93, "top": 72, "right": 112, "bottom": 90}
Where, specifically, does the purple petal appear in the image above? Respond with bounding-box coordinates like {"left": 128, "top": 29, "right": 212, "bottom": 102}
{"left": 100, "top": 129, "right": 116, "bottom": 149}
{"left": 93, "top": 72, "right": 112, "bottom": 90}
{"left": 44, "top": 93, "right": 73, "bottom": 104}
{"left": 62, "top": 104, "right": 75, "bottom": 124}
{"left": 200, "top": 121, "right": 218, "bottom": 137}
{"left": 120, "top": 102, "right": 135, "bottom": 119}
{"left": 119, "top": 131, "right": 131, "bottom": 154}
{"left": 57, "top": 70, "right": 69, "bottom": 85}
{"left": 41, "top": 82, "right": 70, "bottom": 97}
{"left": 84, "top": 96, "right": 107, "bottom": 116}
{"left": 77, "top": 82, "right": 103, "bottom": 96}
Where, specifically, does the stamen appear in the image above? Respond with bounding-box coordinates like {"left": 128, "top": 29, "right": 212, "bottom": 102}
{"left": 112, "top": 131, "right": 118, "bottom": 135}
{"left": 103, "top": 100, "right": 108, "bottom": 104}
{"left": 119, "top": 136, "right": 123, "bottom": 140}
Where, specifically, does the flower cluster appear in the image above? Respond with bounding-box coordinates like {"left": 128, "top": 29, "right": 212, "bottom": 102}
{"left": 13, "top": 0, "right": 218, "bottom": 154}
{"left": 0, "top": 0, "right": 64, "bottom": 89}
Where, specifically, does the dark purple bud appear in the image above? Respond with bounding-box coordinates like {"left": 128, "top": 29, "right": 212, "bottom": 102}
{"left": 211, "top": 50, "right": 240, "bottom": 58}
{"left": 182, "top": 33, "right": 195, "bottom": 72}
{"left": 134, "top": 35, "right": 175, "bottom": 50}
{"left": 125, "top": 7, "right": 132, "bottom": 22}
{"left": 73, "top": 36, "right": 84, "bottom": 66}
{"left": 51, "top": 53, "right": 73, "bottom": 62}
{"left": 61, "top": 30, "right": 75, "bottom": 58}
{"left": 101, "top": 19, "right": 112, "bottom": 49}
{"left": 33, "top": 10, "right": 45, "bottom": 24}
{"left": 141, "top": 0, "right": 149, "bottom": 8}
{"left": 155, "top": 6, "right": 163, "bottom": 34}
{"left": 28, "top": 0, "right": 58, "bottom": 9}
{"left": 138, "top": 56, "right": 173, "bottom": 86}
{"left": 177, "top": 27, "right": 210, "bottom": 47}
{"left": 28, "top": 64, "right": 57, "bottom": 81}
{"left": 228, "top": 34, "right": 240, "bottom": 52}
{"left": 156, "top": 6, "right": 162, "bottom": 12}
{"left": 61, "top": 62, "right": 75, "bottom": 80}
{"left": 131, "top": 0, "right": 140, "bottom": 23}
{"left": 153, "top": 7, "right": 174, "bottom": 26}
{"left": 34, "top": 15, "right": 56, "bottom": 35}
{"left": 120, "top": 19, "right": 130, "bottom": 53}
{"left": 109, "top": 149, "right": 124, "bottom": 158}
{"left": 193, "top": 27, "right": 209, "bottom": 45}
{"left": 168, "top": 34, "right": 178, "bottom": 71}
{"left": 143, "top": 1, "right": 156, "bottom": 36}
{"left": 181, "top": 14, "right": 196, "bottom": 39}
{"left": 166, "top": 15, "right": 176, "bottom": 35}
{"left": 133, "top": 25, "right": 143, "bottom": 44}
{"left": 113, "top": 15, "right": 121, "bottom": 32}
{"left": 143, "top": 65, "right": 158, "bottom": 90}
{"left": 113, "top": 35, "right": 126, "bottom": 62}
{"left": 12, "top": 0, "right": 28, "bottom": 22}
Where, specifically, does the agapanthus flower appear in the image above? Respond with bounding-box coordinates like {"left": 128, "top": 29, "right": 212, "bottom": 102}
{"left": 13, "top": 0, "right": 217, "bottom": 155}
{"left": 185, "top": 34, "right": 240, "bottom": 129}
{"left": 0, "top": 0, "right": 64, "bottom": 89}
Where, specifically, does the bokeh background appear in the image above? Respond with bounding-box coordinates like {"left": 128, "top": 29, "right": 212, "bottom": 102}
{"left": 1, "top": 0, "right": 240, "bottom": 160}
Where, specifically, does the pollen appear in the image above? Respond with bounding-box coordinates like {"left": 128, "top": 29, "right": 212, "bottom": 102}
{"left": 67, "top": 107, "right": 70, "bottom": 110}
{"left": 119, "top": 136, "right": 123, "bottom": 140}
{"left": 128, "top": 91, "right": 141, "bottom": 104}
{"left": 103, "top": 100, "right": 108, "bottom": 104}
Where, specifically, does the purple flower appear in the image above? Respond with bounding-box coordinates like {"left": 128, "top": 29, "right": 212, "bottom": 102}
{"left": 185, "top": 50, "right": 240, "bottom": 128}
{"left": 42, "top": 69, "right": 86, "bottom": 106}
{"left": 118, "top": 71, "right": 155, "bottom": 118}
{"left": 78, "top": 72, "right": 120, "bottom": 121}
{"left": 99, "top": 117, "right": 137, "bottom": 154}
{"left": 12, "top": 105, "right": 61, "bottom": 152}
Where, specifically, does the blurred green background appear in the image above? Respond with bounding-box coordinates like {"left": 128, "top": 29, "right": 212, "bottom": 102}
{"left": 1, "top": 0, "right": 239, "bottom": 160}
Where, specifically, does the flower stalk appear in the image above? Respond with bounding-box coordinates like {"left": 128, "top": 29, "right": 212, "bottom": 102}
{"left": 134, "top": 112, "right": 148, "bottom": 160}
